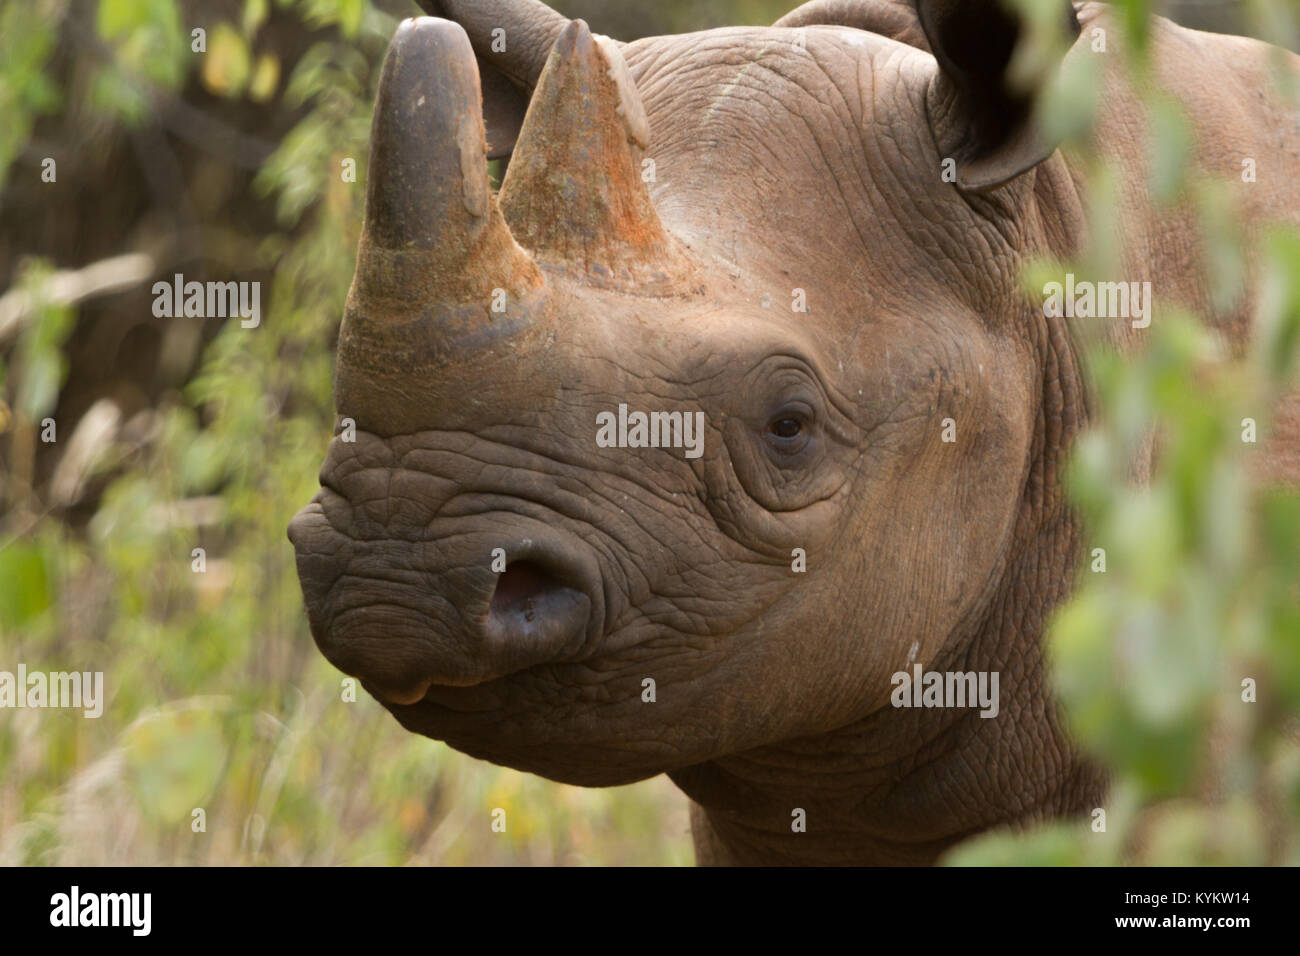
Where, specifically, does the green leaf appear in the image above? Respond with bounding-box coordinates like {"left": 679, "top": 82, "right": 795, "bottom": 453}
{"left": 0, "top": 541, "right": 52, "bottom": 632}
{"left": 123, "top": 708, "right": 229, "bottom": 824}
{"left": 202, "top": 22, "right": 252, "bottom": 98}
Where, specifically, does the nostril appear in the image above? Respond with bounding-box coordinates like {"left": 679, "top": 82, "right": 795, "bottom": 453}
{"left": 490, "top": 561, "right": 555, "bottom": 622}
{"left": 487, "top": 560, "right": 590, "bottom": 655}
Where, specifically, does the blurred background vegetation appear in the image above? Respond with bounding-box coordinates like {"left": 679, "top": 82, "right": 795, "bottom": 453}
{"left": 0, "top": 0, "right": 1298, "bottom": 865}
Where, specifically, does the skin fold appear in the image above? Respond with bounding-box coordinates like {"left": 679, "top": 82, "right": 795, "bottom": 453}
{"left": 288, "top": 0, "right": 1300, "bottom": 864}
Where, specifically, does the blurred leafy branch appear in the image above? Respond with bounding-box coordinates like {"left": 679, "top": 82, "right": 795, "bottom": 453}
{"left": 948, "top": 0, "right": 1300, "bottom": 866}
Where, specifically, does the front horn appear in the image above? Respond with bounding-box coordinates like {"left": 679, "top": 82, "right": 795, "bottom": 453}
{"left": 348, "top": 17, "right": 541, "bottom": 325}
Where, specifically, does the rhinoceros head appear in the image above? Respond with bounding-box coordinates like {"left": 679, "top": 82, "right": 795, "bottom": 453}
{"left": 288, "top": 0, "right": 1084, "bottom": 788}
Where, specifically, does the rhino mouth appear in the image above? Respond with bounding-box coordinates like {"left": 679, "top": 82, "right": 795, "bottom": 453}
{"left": 288, "top": 498, "right": 608, "bottom": 703}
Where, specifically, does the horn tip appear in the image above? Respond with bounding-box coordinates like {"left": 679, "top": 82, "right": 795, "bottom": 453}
{"left": 393, "top": 14, "right": 469, "bottom": 44}
{"left": 556, "top": 18, "right": 594, "bottom": 54}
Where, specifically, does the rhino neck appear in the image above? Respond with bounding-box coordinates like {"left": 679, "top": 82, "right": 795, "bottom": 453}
{"left": 673, "top": 611, "right": 1107, "bottom": 866}
{"left": 671, "top": 206, "right": 1106, "bottom": 865}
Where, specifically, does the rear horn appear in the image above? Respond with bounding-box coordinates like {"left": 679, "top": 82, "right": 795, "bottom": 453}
{"left": 500, "top": 19, "right": 682, "bottom": 288}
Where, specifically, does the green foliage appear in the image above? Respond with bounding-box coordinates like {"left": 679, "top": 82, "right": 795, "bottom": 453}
{"left": 0, "top": 539, "right": 53, "bottom": 633}
{"left": 951, "top": 0, "right": 1300, "bottom": 867}
{"left": 0, "top": 1, "right": 62, "bottom": 190}
{"left": 1, "top": 0, "right": 693, "bottom": 866}
{"left": 9, "top": 262, "right": 76, "bottom": 420}
{"left": 93, "top": 0, "right": 189, "bottom": 121}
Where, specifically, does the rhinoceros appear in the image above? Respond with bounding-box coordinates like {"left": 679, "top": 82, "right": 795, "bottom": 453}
{"left": 287, "top": 0, "right": 1300, "bottom": 864}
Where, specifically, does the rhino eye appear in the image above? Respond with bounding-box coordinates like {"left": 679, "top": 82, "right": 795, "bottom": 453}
{"left": 763, "top": 410, "right": 812, "bottom": 455}
{"left": 770, "top": 418, "right": 802, "bottom": 439}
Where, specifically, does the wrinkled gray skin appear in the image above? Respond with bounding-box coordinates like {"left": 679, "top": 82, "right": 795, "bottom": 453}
{"left": 288, "top": 0, "right": 1300, "bottom": 864}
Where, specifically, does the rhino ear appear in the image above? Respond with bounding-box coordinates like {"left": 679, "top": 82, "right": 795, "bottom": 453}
{"left": 775, "top": 0, "right": 930, "bottom": 50}
{"left": 918, "top": 0, "right": 1079, "bottom": 192}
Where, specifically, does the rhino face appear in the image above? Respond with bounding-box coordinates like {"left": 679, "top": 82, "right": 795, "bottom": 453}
{"left": 289, "top": 2, "right": 1077, "bottom": 787}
